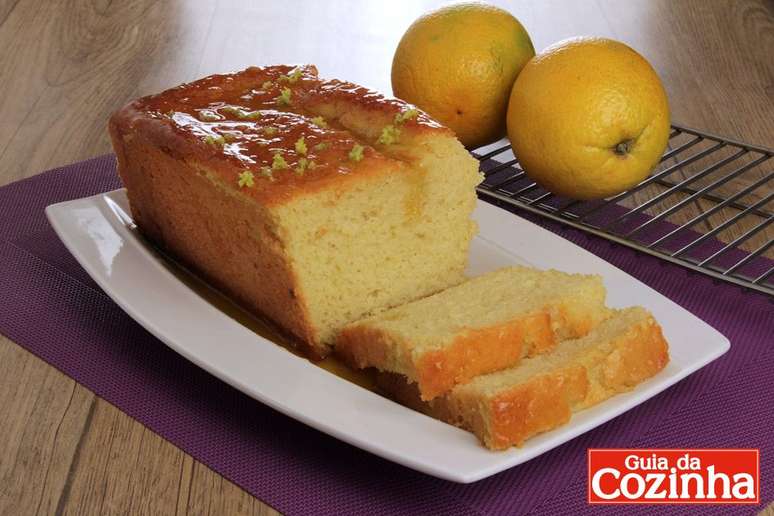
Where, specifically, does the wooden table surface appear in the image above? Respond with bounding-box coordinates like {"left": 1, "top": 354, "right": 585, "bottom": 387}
{"left": 1, "top": 1, "right": 772, "bottom": 514}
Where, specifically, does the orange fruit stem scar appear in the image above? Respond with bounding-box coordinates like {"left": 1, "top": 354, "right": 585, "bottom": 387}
{"left": 506, "top": 36, "right": 671, "bottom": 200}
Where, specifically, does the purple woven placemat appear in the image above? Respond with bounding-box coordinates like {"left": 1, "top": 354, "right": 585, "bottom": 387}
{"left": 0, "top": 155, "right": 771, "bottom": 515}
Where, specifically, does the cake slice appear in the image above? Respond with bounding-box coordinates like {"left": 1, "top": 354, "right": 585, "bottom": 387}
{"left": 109, "top": 65, "right": 482, "bottom": 358}
{"left": 336, "top": 266, "right": 610, "bottom": 400}
{"left": 377, "top": 307, "right": 669, "bottom": 450}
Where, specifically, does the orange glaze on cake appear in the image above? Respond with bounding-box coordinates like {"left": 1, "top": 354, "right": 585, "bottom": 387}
{"left": 112, "top": 65, "right": 449, "bottom": 207}
{"left": 487, "top": 365, "right": 587, "bottom": 449}
{"left": 374, "top": 308, "right": 668, "bottom": 450}
{"left": 413, "top": 312, "right": 556, "bottom": 400}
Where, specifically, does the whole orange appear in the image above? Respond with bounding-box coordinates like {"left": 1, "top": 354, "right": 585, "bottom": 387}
{"left": 391, "top": 2, "right": 534, "bottom": 149}
{"left": 507, "top": 37, "right": 671, "bottom": 199}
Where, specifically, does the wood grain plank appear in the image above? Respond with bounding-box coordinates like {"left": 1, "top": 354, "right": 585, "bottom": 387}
{"left": 0, "top": 344, "right": 94, "bottom": 516}
{"left": 0, "top": 0, "right": 216, "bottom": 182}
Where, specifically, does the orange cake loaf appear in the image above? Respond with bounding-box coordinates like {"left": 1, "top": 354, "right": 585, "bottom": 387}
{"left": 336, "top": 266, "right": 610, "bottom": 400}
{"left": 109, "top": 65, "right": 482, "bottom": 358}
{"left": 377, "top": 307, "right": 669, "bottom": 449}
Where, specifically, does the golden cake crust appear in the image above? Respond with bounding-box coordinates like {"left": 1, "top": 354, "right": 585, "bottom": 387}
{"left": 113, "top": 137, "right": 321, "bottom": 353}
{"left": 484, "top": 314, "right": 669, "bottom": 448}
{"left": 339, "top": 312, "right": 559, "bottom": 400}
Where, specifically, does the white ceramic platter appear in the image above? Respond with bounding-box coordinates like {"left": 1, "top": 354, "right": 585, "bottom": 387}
{"left": 46, "top": 190, "right": 729, "bottom": 483}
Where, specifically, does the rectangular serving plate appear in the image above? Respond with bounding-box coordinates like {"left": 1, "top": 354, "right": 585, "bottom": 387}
{"left": 46, "top": 190, "right": 729, "bottom": 483}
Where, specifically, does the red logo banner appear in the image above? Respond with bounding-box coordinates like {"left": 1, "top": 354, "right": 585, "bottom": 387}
{"left": 588, "top": 449, "right": 760, "bottom": 504}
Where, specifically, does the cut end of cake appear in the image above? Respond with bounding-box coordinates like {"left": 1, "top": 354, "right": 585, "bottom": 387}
{"left": 377, "top": 306, "right": 670, "bottom": 450}
{"left": 336, "top": 266, "right": 610, "bottom": 399}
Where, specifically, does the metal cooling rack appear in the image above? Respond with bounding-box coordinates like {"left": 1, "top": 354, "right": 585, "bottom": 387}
{"left": 473, "top": 124, "right": 773, "bottom": 297}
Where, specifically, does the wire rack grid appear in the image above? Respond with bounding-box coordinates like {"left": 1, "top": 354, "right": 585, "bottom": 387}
{"left": 473, "top": 124, "right": 773, "bottom": 297}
